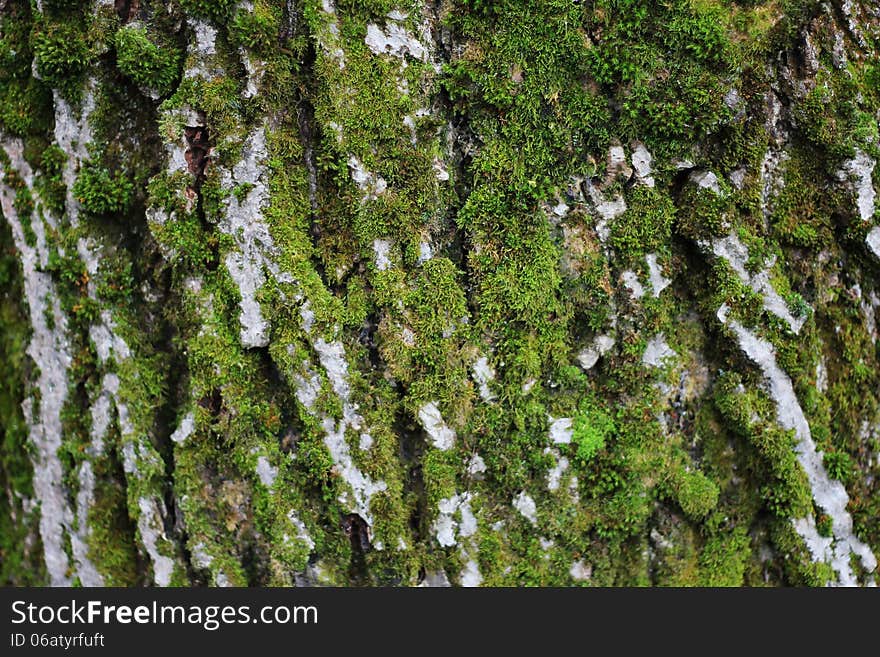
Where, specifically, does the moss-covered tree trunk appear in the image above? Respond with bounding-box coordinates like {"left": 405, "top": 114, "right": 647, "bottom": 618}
{"left": 1, "top": 0, "right": 879, "bottom": 587}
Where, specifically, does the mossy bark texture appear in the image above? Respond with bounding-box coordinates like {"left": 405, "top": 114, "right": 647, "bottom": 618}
{"left": 1, "top": 0, "right": 879, "bottom": 586}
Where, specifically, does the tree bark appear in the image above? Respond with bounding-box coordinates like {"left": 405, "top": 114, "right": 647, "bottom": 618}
{"left": 1, "top": 0, "right": 879, "bottom": 586}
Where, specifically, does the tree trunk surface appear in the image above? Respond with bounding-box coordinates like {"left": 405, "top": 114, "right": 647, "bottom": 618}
{"left": 1, "top": 0, "right": 879, "bottom": 586}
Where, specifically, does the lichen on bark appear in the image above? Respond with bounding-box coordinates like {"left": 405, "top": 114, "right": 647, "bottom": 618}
{"left": 1, "top": 0, "right": 879, "bottom": 587}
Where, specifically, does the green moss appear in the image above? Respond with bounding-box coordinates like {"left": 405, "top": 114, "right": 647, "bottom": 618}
{"left": 676, "top": 183, "right": 732, "bottom": 240}
{"left": 815, "top": 511, "right": 833, "bottom": 538}
{"left": 822, "top": 450, "right": 853, "bottom": 485}
{"left": 714, "top": 373, "right": 813, "bottom": 520}
{"left": 697, "top": 525, "right": 751, "bottom": 586}
{"left": 114, "top": 25, "right": 182, "bottom": 95}
{"left": 73, "top": 163, "right": 134, "bottom": 215}
{"left": 33, "top": 144, "right": 67, "bottom": 215}
{"left": 770, "top": 520, "right": 834, "bottom": 586}
{"left": 1, "top": 164, "right": 38, "bottom": 247}
{"left": 582, "top": 0, "right": 736, "bottom": 155}
{"left": 41, "top": 0, "right": 90, "bottom": 15}
{"left": 793, "top": 69, "right": 864, "bottom": 167}
{"left": 165, "top": 76, "right": 242, "bottom": 145}
{"left": 87, "top": 450, "right": 141, "bottom": 586}
{"left": 0, "top": 12, "right": 55, "bottom": 140}
{"left": 571, "top": 397, "right": 615, "bottom": 466}
{"left": 565, "top": 248, "right": 613, "bottom": 331}
{"left": 610, "top": 186, "right": 675, "bottom": 258}
{"left": 32, "top": 20, "right": 90, "bottom": 99}
{"left": 713, "top": 372, "right": 756, "bottom": 436}
{"left": 179, "top": 0, "right": 236, "bottom": 23}
{"left": 770, "top": 152, "right": 837, "bottom": 249}
{"left": 422, "top": 449, "right": 459, "bottom": 510}
{"left": 229, "top": 1, "right": 281, "bottom": 53}
{"left": 674, "top": 469, "right": 719, "bottom": 520}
